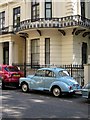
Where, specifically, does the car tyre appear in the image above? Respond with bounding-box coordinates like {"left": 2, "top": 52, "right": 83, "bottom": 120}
{"left": 52, "top": 87, "right": 61, "bottom": 97}
{"left": 21, "top": 83, "right": 29, "bottom": 93}
{"left": 2, "top": 82, "right": 5, "bottom": 89}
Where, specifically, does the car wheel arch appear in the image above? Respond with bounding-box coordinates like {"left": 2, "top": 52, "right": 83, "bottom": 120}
{"left": 21, "top": 81, "right": 28, "bottom": 86}
{"left": 51, "top": 85, "right": 61, "bottom": 92}
{"left": 21, "top": 81, "right": 29, "bottom": 92}
{"left": 51, "top": 85, "right": 62, "bottom": 97}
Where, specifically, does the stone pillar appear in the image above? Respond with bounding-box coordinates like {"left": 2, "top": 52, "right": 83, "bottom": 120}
{"left": 84, "top": 64, "right": 90, "bottom": 85}
{"left": 9, "top": 41, "right": 14, "bottom": 65}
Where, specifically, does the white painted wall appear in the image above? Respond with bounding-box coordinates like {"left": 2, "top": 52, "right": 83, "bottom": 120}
{"left": 73, "top": 34, "right": 89, "bottom": 65}
{"left": 84, "top": 64, "right": 90, "bottom": 84}
{"left": 27, "top": 29, "right": 62, "bottom": 65}
{"left": 61, "top": 29, "right": 73, "bottom": 64}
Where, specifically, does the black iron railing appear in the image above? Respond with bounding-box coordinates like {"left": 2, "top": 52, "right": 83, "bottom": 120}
{"left": 13, "top": 63, "right": 84, "bottom": 86}
{"left": 0, "top": 27, "right": 9, "bottom": 35}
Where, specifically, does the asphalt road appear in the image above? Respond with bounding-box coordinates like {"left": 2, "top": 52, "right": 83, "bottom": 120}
{"left": 0, "top": 88, "right": 90, "bottom": 119}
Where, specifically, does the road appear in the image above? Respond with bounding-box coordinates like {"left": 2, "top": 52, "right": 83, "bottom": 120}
{"left": 0, "top": 88, "right": 90, "bottom": 119}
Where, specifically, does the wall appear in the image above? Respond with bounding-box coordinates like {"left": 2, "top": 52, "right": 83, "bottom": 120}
{"left": 0, "top": 0, "right": 90, "bottom": 28}
{"left": 11, "top": 35, "right": 25, "bottom": 64}
{"left": 61, "top": 29, "right": 73, "bottom": 64}
{"left": 73, "top": 34, "right": 89, "bottom": 65}
{"left": 52, "top": 2, "right": 66, "bottom": 17}
{"left": 26, "top": 29, "right": 62, "bottom": 65}
{"left": 0, "top": 34, "right": 24, "bottom": 64}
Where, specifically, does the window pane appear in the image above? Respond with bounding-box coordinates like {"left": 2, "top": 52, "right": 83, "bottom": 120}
{"left": 31, "top": 2, "right": 39, "bottom": 21}
{"left": 31, "top": 39, "right": 40, "bottom": 65}
{"left": 45, "top": 54, "right": 50, "bottom": 64}
{"left": 46, "top": 9, "right": 51, "bottom": 18}
{"left": 46, "top": 4, "right": 51, "bottom": 8}
{"left": 45, "top": 38, "right": 50, "bottom": 64}
{"left": 13, "top": 7, "right": 20, "bottom": 27}
{"left": 45, "top": 1, "right": 52, "bottom": 19}
{"left": 45, "top": 0, "right": 51, "bottom": 2}
{"left": 0, "top": 11, "right": 5, "bottom": 29}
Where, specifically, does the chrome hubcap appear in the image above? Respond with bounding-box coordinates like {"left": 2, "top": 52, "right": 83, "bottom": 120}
{"left": 53, "top": 88, "right": 60, "bottom": 97}
{"left": 22, "top": 84, "right": 28, "bottom": 92}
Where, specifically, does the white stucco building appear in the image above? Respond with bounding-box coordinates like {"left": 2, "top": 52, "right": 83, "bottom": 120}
{"left": 0, "top": 0, "right": 90, "bottom": 66}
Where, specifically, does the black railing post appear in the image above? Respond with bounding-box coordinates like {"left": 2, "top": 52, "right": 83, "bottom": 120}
{"left": 71, "top": 64, "right": 73, "bottom": 77}
{"left": 24, "top": 62, "right": 26, "bottom": 77}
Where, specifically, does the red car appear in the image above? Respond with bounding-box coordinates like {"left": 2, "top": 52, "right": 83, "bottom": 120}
{"left": 0, "top": 65, "right": 24, "bottom": 88}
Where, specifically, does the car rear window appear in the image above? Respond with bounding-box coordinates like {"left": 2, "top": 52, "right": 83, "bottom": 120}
{"left": 4, "top": 66, "right": 19, "bottom": 72}
{"left": 59, "top": 70, "right": 69, "bottom": 77}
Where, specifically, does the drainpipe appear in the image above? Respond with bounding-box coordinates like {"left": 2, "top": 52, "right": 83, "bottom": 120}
{"left": 21, "top": 36, "right": 26, "bottom": 77}
{"left": 19, "top": 33, "right": 28, "bottom": 77}
{"left": 24, "top": 36, "right": 26, "bottom": 77}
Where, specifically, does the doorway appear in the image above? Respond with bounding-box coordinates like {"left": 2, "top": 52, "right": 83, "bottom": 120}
{"left": 3, "top": 42, "right": 9, "bottom": 64}
{"left": 82, "top": 42, "right": 87, "bottom": 65}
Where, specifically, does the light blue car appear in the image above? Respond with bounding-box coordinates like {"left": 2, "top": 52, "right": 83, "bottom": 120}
{"left": 19, "top": 67, "right": 81, "bottom": 97}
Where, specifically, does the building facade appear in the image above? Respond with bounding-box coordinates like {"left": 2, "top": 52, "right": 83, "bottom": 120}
{"left": 0, "top": 0, "right": 90, "bottom": 66}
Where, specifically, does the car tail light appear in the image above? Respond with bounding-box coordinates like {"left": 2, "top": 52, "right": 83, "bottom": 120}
{"left": 69, "top": 86, "right": 72, "bottom": 90}
{"left": 9, "top": 74, "right": 12, "bottom": 78}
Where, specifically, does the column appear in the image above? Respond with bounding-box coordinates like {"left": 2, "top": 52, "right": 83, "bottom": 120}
{"left": 9, "top": 41, "right": 14, "bottom": 65}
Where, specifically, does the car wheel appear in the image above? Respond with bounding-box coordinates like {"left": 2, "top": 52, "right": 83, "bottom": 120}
{"left": 21, "top": 83, "right": 29, "bottom": 93}
{"left": 52, "top": 87, "right": 61, "bottom": 97}
{"left": 2, "top": 82, "right": 5, "bottom": 89}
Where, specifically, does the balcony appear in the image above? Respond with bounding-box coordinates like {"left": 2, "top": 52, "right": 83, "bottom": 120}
{"left": 13, "top": 15, "right": 90, "bottom": 33}
{"left": 0, "top": 15, "right": 90, "bottom": 35}
{"left": 0, "top": 27, "right": 9, "bottom": 35}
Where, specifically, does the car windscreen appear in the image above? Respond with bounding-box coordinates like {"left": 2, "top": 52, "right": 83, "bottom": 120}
{"left": 58, "top": 70, "right": 69, "bottom": 77}
{"left": 4, "top": 66, "right": 19, "bottom": 72}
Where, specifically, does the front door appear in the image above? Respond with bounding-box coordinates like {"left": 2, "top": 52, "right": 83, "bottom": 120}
{"left": 44, "top": 70, "right": 56, "bottom": 89}
{"left": 30, "top": 70, "right": 45, "bottom": 90}
{"left": 3, "top": 42, "right": 9, "bottom": 65}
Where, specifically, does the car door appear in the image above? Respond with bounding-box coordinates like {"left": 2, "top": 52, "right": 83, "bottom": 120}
{"left": 44, "top": 70, "right": 56, "bottom": 90}
{"left": 30, "top": 70, "right": 45, "bottom": 90}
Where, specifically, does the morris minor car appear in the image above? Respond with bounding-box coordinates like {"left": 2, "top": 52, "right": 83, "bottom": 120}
{"left": 19, "top": 67, "right": 81, "bottom": 97}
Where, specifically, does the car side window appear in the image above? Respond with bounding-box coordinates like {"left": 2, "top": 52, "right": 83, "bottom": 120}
{"left": 35, "top": 70, "right": 45, "bottom": 77}
{"left": 59, "top": 70, "right": 69, "bottom": 77}
{"left": 45, "top": 70, "right": 55, "bottom": 77}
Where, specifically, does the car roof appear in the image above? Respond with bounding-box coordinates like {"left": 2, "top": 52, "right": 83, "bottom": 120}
{"left": 38, "top": 67, "right": 65, "bottom": 72}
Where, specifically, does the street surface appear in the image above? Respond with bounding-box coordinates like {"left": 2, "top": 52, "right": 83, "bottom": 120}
{"left": 0, "top": 87, "right": 90, "bottom": 119}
